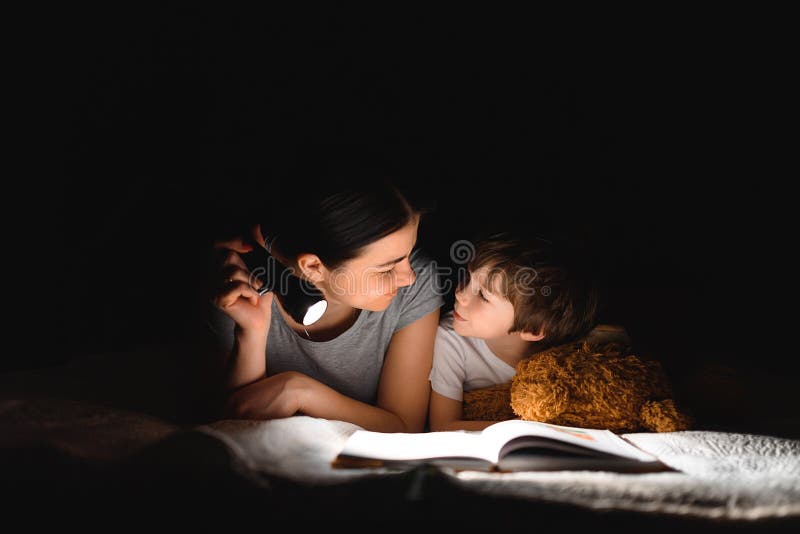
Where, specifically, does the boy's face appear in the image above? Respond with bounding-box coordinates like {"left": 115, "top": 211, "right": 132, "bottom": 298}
{"left": 452, "top": 266, "right": 516, "bottom": 339}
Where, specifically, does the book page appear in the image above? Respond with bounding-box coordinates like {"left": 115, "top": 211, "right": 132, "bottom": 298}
{"left": 481, "top": 420, "right": 658, "bottom": 462}
{"left": 338, "top": 429, "right": 492, "bottom": 462}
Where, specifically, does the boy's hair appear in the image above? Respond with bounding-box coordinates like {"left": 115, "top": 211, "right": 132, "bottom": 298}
{"left": 466, "top": 232, "right": 598, "bottom": 348}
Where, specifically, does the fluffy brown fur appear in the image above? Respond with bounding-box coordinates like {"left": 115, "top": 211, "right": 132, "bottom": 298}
{"left": 462, "top": 326, "right": 693, "bottom": 433}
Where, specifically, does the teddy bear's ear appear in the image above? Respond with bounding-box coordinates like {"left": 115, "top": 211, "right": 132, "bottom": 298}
{"left": 510, "top": 381, "right": 570, "bottom": 422}
{"left": 510, "top": 357, "right": 571, "bottom": 422}
{"left": 585, "top": 324, "right": 632, "bottom": 348}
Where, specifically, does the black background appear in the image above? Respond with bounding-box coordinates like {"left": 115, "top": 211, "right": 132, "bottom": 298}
{"left": 18, "top": 12, "right": 790, "bottom": 397}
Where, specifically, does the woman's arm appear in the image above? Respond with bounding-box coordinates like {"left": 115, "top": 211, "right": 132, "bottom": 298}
{"left": 202, "top": 299, "right": 272, "bottom": 419}
{"left": 224, "top": 308, "right": 440, "bottom": 433}
{"left": 202, "top": 229, "right": 274, "bottom": 407}
{"left": 373, "top": 307, "right": 440, "bottom": 432}
{"left": 428, "top": 390, "right": 499, "bottom": 431}
{"left": 222, "top": 327, "right": 268, "bottom": 391}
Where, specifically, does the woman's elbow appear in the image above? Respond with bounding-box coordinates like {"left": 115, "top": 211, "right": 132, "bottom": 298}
{"left": 398, "top": 414, "right": 428, "bottom": 433}
{"left": 222, "top": 391, "right": 251, "bottom": 419}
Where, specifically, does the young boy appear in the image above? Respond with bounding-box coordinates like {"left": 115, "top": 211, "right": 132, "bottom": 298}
{"left": 428, "top": 232, "right": 599, "bottom": 431}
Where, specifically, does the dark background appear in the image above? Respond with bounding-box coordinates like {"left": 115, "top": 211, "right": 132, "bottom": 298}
{"left": 17, "top": 13, "right": 792, "bottom": 430}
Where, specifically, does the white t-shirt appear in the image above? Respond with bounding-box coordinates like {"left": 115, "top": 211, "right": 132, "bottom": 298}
{"left": 428, "top": 311, "right": 517, "bottom": 401}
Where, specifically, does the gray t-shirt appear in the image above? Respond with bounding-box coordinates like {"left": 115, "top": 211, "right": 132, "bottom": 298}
{"left": 206, "top": 248, "right": 444, "bottom": 404}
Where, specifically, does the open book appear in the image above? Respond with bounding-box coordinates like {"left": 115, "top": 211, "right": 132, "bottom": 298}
{"left": 332, "top": 420, "right": 674, "bottom": 473}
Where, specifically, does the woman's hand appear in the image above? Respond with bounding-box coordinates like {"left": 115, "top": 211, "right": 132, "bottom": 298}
{"left": 223, "top": 371, "right": 312, "bottom": 420}
{"left": 210, "top": 224, "right": 273, "bottom": 333}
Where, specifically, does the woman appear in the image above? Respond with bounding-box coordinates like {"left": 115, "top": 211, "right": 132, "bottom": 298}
{"left": 204, "top": 167, "right": 443, "bottom": 433}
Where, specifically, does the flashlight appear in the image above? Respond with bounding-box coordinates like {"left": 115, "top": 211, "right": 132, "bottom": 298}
{"left": 241, "top": 240, "right": 328, "bottom": 326}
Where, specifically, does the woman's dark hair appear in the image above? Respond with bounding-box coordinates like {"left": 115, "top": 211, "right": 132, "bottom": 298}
{"left": 264, "top": 150, "right": 421, "bottom": 269}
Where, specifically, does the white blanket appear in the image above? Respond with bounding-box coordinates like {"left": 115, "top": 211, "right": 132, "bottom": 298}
{"left": 3, "top": 348, "right": 798, "bottom": 522}
{"left": 197, "top": 416, "right": 800, "bottom": 521}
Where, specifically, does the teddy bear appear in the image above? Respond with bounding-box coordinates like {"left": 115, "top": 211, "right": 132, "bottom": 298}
{"left": 462, "top": 325, "right": 693, "bottom": 433}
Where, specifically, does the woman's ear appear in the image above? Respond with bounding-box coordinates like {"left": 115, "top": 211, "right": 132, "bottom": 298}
{"left": 296, "top": 253, "right": 326, "bottom": 282}
{"left": 519, "top": 330, "right": 545, "bottom": 342}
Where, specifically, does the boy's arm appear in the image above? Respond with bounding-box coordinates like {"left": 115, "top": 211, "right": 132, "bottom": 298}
{"left": 428, "top": 324, "right": 498, "bottom": 431}
{"left": 428, "top": 390, "right": 499, "bottom": 431}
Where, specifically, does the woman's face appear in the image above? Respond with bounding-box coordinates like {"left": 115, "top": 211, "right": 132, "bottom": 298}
{"left": 321, "top": 217, "right": 420, "bottom": 311}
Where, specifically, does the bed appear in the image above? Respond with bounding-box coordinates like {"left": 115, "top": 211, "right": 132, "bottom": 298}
{"left": 2, "top": 344, "right": 798, "bottom": 531}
